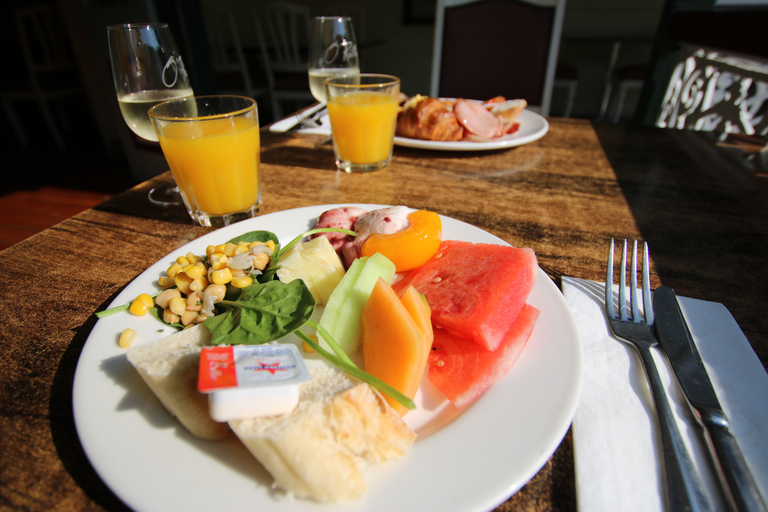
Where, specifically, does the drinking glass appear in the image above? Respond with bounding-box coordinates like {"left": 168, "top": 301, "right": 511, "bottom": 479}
{"left": 108, "top": 23, "right": 194, "bottom": 207}
{"left": 325, "top": 74, "right": 400, "bottom": 173}
{"left": 308, "top": 16, "right": 360, "bottom": 103}
{"left": 149, "top": 96, "right": 262, "bottom": 227}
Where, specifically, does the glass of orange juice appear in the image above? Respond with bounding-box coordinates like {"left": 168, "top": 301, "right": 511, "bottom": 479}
{"left": 325, "top": 74, "right": 400, "bottom": 173}
{"left": 148, "top": 96, "right": 261, "bottom": 226}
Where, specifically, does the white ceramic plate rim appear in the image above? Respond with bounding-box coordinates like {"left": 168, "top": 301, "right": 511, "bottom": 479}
{"left": 72, "top": 204, "right": 582, "bottom": 512}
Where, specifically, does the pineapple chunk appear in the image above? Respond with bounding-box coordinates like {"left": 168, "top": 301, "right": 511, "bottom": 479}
{"left": 277, "top": 236, "right": 345, "bottom": 305}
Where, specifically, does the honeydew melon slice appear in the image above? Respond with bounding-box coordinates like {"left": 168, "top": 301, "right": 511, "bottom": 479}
{"left": 318, "top": 253, "right": 396, "bottom": 356}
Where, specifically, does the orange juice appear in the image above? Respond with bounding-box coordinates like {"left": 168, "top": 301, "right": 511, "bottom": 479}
{"left": 157, "top": 116, "right": 260, "bottom": 216}
{"left": 327, "top": 92, "right": 398, "bottom": 164}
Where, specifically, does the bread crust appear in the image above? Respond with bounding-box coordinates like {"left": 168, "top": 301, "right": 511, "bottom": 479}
{"left": 126, "top": 325, "right": 230, "bottom": 440}
{"left": 229, "top": 368, "right": 416, "bottom": 502}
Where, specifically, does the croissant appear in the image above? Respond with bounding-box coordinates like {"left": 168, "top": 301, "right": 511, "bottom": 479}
{"left": 396, "top": 95, "right": 464, "bottom": 141}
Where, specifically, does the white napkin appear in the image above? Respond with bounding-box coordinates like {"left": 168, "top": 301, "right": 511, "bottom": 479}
{"left": 563, "top": 276, "right": 768, "bottom": 512}
{"left": 268, "top": 103, "right": 331, "bottom": 135}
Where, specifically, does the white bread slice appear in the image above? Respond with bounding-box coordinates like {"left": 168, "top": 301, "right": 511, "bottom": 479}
{"left": 126, "top": 325, "right": 230, "bottom": 440}
{"left": 229, "top": 367, "right": 416, "bottom": 503}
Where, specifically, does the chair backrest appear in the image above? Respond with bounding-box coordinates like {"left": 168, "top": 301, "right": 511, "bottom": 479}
{"left": 200, "top": 2, "right": 256, "bottom": 96}
{"left": 254, "top": 1, "right": 312, "bottom": 74}
{"left": 15, "top": 3, "right": 77, "bottom": 85}
{"left": 430, "top": 0, "right": 566, "bottom": 116}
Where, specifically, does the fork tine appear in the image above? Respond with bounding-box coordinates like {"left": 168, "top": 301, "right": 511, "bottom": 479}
{"left": 619, "top": 240, "right": 628, "bottom": 321}
{"left": 630, "top": 240, "right": 640, "bottom": 323}
{"left": 606, "top": 239, "right": 615, "bottom": 318}
{"left": 642, "top": 242, "right": 654, "bottom": 325}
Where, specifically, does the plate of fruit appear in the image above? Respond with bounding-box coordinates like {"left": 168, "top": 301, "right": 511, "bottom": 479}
{"left": 73, "top": 204, "right": 582, "bottom": 512}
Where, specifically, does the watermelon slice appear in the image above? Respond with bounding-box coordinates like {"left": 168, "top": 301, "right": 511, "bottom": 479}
{"left": 428, "top": 304, "right": 539, "bottom": 409}
{"left": 393, "top": 240, "right": 537, "bottom": 351}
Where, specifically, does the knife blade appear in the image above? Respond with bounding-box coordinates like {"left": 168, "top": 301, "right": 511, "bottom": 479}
{"left": 653, "top": 286, "right": 768, "bottom": 512}
{"left": 283, "top": 103, "right": 327, "bottom": 133}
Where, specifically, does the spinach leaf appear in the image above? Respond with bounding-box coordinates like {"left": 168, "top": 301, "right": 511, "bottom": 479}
{"left": 204, "top": 279, "right": 315, "bottom": 345}
{"left": 226, "top": 230, "right": 280, "bottom": 250}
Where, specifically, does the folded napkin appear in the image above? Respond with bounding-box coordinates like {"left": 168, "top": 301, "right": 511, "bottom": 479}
{"left": 268, "top": 103, "right": 331, "bottom": 135}
{"left": 563, "top": 277, "right": 768, "bottom": 512}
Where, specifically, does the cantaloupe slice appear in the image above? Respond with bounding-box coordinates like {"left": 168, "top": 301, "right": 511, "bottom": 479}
{"left": 361, "top": 278, "right": 433, "bottom": 415}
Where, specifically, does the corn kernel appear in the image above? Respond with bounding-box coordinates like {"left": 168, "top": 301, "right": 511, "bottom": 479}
{"left": 204, "top": 284, "right": 227, "bottom": 303}
{"left": 156, "top": 288, "right": 181, "bottom": 309}
{"left": 186, "top": 291, "right": 203, "bottom": 311}
{"left": 222, "top": 242, "right": 238, "bottom": 257}
{"left": 163, "top": 308, "right": 180, "bottom": 325}
{"left": 303, "top": 334, "right": 318, "bottom": 353}
{"left": 174, "top": 273, "right": 193, "bottom": 294}
{"left": 176, "top": 255, "right": 190, "bottom": 266}
{"left": 230, "top": 268, "right": 246, "bottom": 278}
{"left": 184, "top": 264, "right": 205, "bottom": 280}
{"left": 210, "top": 254, "right": 228, "bottom": 270}
{"left": 211, "top": 267, "right": 233, "bottom": 285}
{"left": 231, "top": 275, "right": 254, "bottom": 288}
{"left": 169, "top": 296, "right": 187, "bottom": 316}
{"left": 235, "top": 244, "right": 248, "bottom": 254}
{"left": 206, "top": 245, "right": 217, "bottom": 257}
{"left": 214, "top": 243, "right": 226, "bottom": 253}
{"left": 181, "top": 310, "right": 198, "bottom": 326}
{"left": 129, "top": 293, "right": 154, "bottom": 316}
{"left": 158, "top": 276, "right": 176, "bottom": 288}
{"left": 252, "top": 252, "right": 271, "bottom": 271}
{"left": 189, "top": 276, "right": 209, "bottom": 293}
{"left": 251, "top": 240, "right": 276, "bottom": 252}
{"left": 118, "top": 328, "right": 136, "bottom": 348}
{"left": 166, "top": 262, "right": 183, "bottom": 278}
{"left": 186, "top": 252, "right": 202, "bottom": 264}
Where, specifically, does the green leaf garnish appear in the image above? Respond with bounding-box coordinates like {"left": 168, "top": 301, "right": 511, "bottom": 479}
{"left": 297, "top": 331, "right": 415, "bottom": 411}
{"left": 203, "top": 279, "right": 316, "bottom": 345}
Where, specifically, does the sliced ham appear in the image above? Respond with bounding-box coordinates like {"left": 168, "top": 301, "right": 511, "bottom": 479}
{"left": 454, "top": 99, "right": 502, "bottom": 139}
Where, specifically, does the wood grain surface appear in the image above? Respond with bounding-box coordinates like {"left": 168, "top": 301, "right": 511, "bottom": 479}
{"left": 1, "top": 117, "right": 766, "bottom": 512}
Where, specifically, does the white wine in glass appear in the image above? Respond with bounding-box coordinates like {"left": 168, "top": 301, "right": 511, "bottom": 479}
{"left": 108, "top": 23, "right": 194, "bottom": 207}
{"left": 308, "top": 16, "right": 360, "bottom": 103}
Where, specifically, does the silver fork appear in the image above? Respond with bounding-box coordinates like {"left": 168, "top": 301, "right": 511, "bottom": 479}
{"left": 606, "top": 239, "right": 713, "bottom": 512}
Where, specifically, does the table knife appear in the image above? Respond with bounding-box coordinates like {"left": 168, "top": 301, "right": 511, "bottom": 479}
{"left": 283, "top": 103, "right": 327, "bottom": 133}
{"left": 653, "top": 286, "right": 768, "bottom": 512}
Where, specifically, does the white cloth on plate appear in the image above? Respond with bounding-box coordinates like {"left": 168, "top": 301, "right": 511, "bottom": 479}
{"left": 562, "top": 276, "right": 768, "bottom": 512}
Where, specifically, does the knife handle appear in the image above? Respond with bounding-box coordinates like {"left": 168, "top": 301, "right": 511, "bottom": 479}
{"left": 700, "top": 409, "right": 768, "bottom": 512}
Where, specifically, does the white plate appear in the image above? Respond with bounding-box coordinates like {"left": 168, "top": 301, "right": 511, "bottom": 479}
{"left": 393, "top": 109, "right": 549, "bottom": 151}
{"left": 73, "top": 204, "right": 582, "bottom": 512}
{"left": 269, "top": 103, "right": 548, "bottom": 151}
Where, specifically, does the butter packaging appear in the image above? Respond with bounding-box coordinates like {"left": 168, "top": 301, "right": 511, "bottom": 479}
{"left": 198, "top": 343, "right": 312, "bottom": 421}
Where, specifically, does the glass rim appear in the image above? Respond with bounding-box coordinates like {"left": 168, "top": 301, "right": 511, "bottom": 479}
{"left": 148, "top": 95, "right": 257, "bottom": 122}
{"left": 313, "top": 15, "right": 352, "bottom": 22}
{"left": 108, "top": 22, "right": 169, "bottom": 31}
{"left": 324, "top": 73, "right": 400, "bottom": 89}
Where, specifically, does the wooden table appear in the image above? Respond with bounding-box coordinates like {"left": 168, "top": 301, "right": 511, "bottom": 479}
{"left": 1, "top": 117, "right": 766, "bottom": 511}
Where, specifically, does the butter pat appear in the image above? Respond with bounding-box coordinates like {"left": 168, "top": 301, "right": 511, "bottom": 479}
{"left": 198, "top": 344, "right": 312, "bottom": 422}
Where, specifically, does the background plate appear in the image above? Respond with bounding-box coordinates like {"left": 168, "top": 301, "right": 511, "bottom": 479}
{"left": 73, "top": 204, "right": 582, "bottom": 512}
{"left": 393, "top": 110, "right": 549, "bottom": 151}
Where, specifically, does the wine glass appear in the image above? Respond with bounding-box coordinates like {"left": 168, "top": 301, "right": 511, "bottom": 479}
{"left": 108, "top": 23, "right": 194, "bottom": 207}
{"left": 308, "top": 16, "right": 360, "bottom": 103}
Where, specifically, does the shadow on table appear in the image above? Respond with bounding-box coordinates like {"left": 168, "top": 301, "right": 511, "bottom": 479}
{"left": 49, "top": 296, "right": 133, "bottom": 511}
{"left": 593, "top": 122, "right": 768, "bottom": 367}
